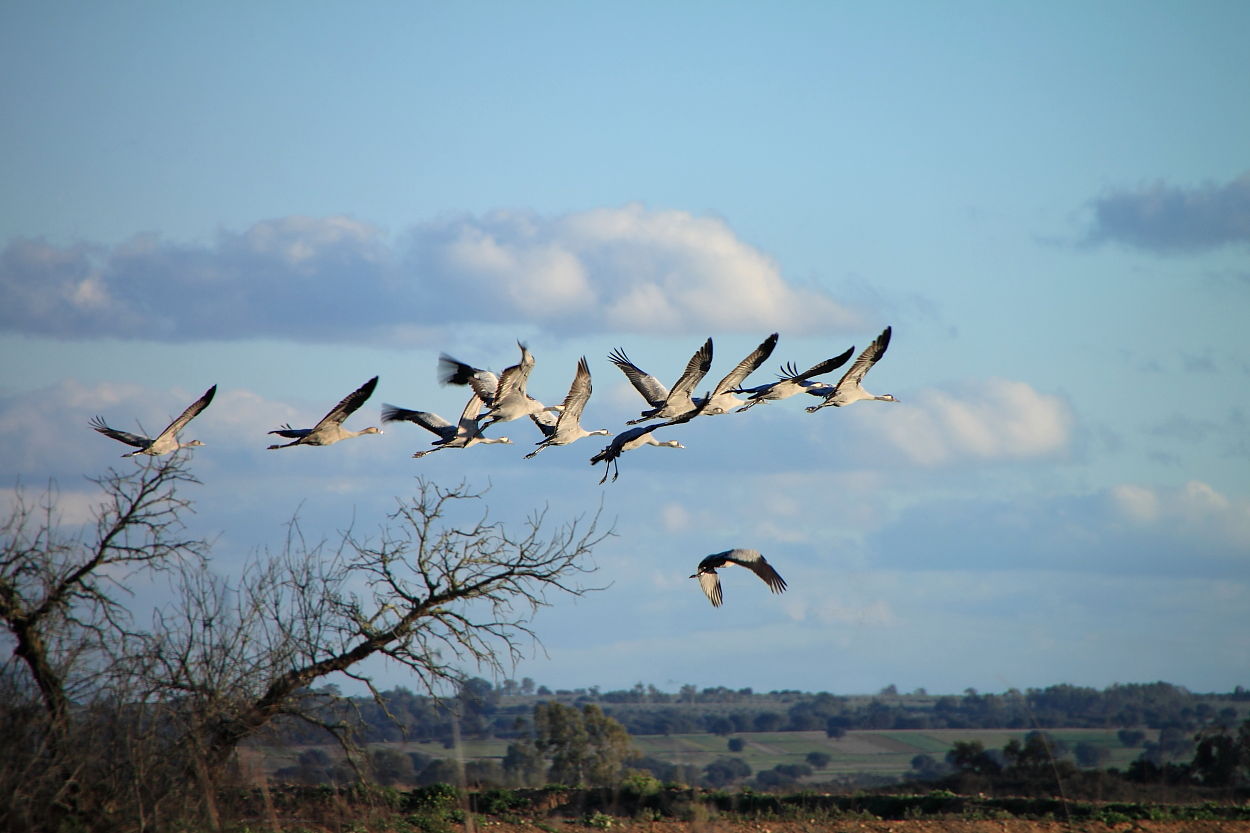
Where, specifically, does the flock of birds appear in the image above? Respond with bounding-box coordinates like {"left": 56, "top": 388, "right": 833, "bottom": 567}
{"left": 88, "top": 327, "right": 898, "bottom": 606}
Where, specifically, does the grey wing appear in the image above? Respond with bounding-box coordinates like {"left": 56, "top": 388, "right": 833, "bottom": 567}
{"left": 793, "top": 347, "right": 856, "bottom": 381}
{"left": 804, "top": 383, "right": 836, "bottom": 398}
{"left": 698, "top": 571, "right": 723, "bottom": 607}
{"left": 439, "top": 354, "right": 501, "bottom": 405}
{"left": 267, "top": 423, "right": 311, "bottom": 439}
{"left": 381, "top": 404, "right": 456, "bottom": 440}
{"left": 558, "top": 357, "right": 593, "bottom": 425}
{"left": 727, "top": 549, "right": 787, "bottom": 594}
{"left": 153, "top": 384, "right": 217, "bottom": 441}
{"left": 495, "top": 343, "right": 535, "bottom": 400}
{"left": 668, "top": 338, "right": 714, "bottom": 399}
{"left": 89, "top": 416, "right": 150, "bottom": 448}
{"left": 712, "top": 333, "right": 778, "bottom": 396}
{"left": 841, "top": 327, "right": 892, "bottom": 387}
{"left": 659, "top": 394, "right": 711, "bottom": 426}
{"left": 165, "top": 382, "right": 216, "bottom": 430}
{"left": 455, "top": 393, "right": 488, "bottom": 438}
{"left": 528, "top": 404, "right": 559, "bottom": 437}
{"left": 313, "top": 376, "right": 379, "bottom": 430}
{"left": 608, "top": 348, "right": 668, "bottom": 406}
{"left": 529, "top": 410, "right": 557, "bottom": 437}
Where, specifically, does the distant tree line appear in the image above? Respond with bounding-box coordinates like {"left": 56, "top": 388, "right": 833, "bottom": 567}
{"left": 903, "top": 720, "right": 1250, "bottom": 801}
{"left": 267, "top": 679, "right": 1247, "bottom": 747}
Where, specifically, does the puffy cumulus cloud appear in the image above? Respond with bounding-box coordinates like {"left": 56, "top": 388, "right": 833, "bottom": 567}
{"left": 406, "top": 204, "right": 858, "bottom": 335}
{"left": 0, "top": 239, "right": 146, "bottom": 337}
{"left": 1083, "top": 172, "right": 1250, "bottom": 253}
{"left": 859, "top": 379, "right": 1072, "bottom": 466}
{"left": 1, "top": 206, "right": 857, "bottom": 343}
{"left": 0, "top": 217, "right": 391, "bottom": 342}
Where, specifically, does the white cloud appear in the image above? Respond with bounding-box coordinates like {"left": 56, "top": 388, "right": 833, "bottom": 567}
{"left": 1110, "top": 480, "right": 1250, "bottom": 551}
{"left": 0, "top": 485, "right": 99, "bottom": 527}
{"left": 863, "top": 378, "right": 1072, "bottom": 466}
{"left": 1, "top": 207, "right": 861, "bottom": 344}
{"left": 874, "top": 479, "right": 1250, "bottom": 579}
{"left": 1109, "top": 483, "right": 1160, "bottom": 522}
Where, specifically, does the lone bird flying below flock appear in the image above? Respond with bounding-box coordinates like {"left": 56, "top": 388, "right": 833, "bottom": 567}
{"left": 691, "top": 548, "right": 788, "bottom": 608}
{"left": 525, "top": 357, "right": 610, "bottom": 459}
{"left": 612, "top": 337, "right": 713, "bottom": 425}
{"left": 734, "top": 346, "right": 856, "bottom": 412}
{"left": 696, "top": 332, "right": 780, "bottom": 415}
{"left": 382, "top": 392, "right": 512, "bottom": 458}
{"left": 267, "top": 376, "right": 382, "bottom": 449}
{"left": 588, "top": 422, "right": 684, "bottom": 484}
{"left": 588, "top": 398, "right": 707, "bottom": 484}
{"left": 90, "top": 384, "right": 217, "bottom": 457}
{"left": 805, "top": 326, "right": 899, "bottom": 412}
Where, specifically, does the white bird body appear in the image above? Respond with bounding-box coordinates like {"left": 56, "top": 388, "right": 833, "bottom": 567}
{"left": 735, "top": 347, "right": 856, "bottom": 412}
{"left": 383, "top": 392, "right": 512, "bottom": 457}
{"left": 267, "top": 377, "right": 382, "bottom": 449}
{"left": 90, "top": 384, "right": 217, "bottom": 457}
{"left": 696, "top": 332, "right": 779, "bottom": 415}
{"left": 806, "top": 327, "right": 898, "bottom": 412}
{"left": 612, "top": 338, "right": 713, "bottom": 424}
{"left": 525, "top": 357, "right": 609, "bottom": 458}
{"left": 690, "top": 548, "right": 787, "bottom": 608}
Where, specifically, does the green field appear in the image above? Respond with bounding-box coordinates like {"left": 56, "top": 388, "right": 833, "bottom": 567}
{"left": 631, "top": 728, "right": 1152, "bottom": 776}
{"left": 259, "top": 727, "right": 1155, "bottom": 781}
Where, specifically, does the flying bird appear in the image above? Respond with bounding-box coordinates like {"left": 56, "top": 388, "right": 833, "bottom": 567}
{"left": 690, "top": 548, "right": 788, "bottom": 608}
{"left": 588, "top": 398, "right": 707, "bottom": 483}
{"left": 805, "top": 327, "right": 899, "bottom": 412}
{"left": 525, "top": 357, "right": 610, "bottom": 458}
{"left": 267, "top": 376, "right": 382, "bottom": 449}
{"left": 734, "top": 346, "right": 856, "bottom": 412}
{"left": 611, "top": 337, "right": 714, "bottom": 425}
{"left": 439, "top": 343, "right": 561, "bottom": 431}
{"left": 382, "top": 392, "right": 512, "bottom": 458}
{"left": 90, "top": 384, "right": 217, "bottom": 457}
{"left": 696, "top": 332, "right": 779, "bottom": 415}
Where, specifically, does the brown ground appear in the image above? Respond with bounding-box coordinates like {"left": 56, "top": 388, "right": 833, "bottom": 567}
{"left": 470, "top": 822, "right": 1250, "bottom": 833}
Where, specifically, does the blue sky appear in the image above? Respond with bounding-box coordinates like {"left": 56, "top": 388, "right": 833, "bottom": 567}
{"left": 2, "top": 1, "right": 1247, "bottom": 697}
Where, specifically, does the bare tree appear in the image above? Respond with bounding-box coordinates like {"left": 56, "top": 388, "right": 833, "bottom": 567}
{"left": 155, "top": 477, "right": 608, "bottom": 773}
{"left": 2, "top": 457, "right": 607, "bottom": 833}
{"left": 1, "top": 455, "right": 208, "bottom": 832}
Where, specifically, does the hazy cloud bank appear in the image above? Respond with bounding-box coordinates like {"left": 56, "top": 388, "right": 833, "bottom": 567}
{"left": 871, "top": 480, "right": 1250, "bottom": 578}
{"left": 0, "top": 206, "right": 857, "bottom": 343}
{"left": 1084, "top": 172, "right": 1250, "bottom": 253}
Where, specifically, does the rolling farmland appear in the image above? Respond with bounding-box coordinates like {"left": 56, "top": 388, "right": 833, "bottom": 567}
{"left": 259, "top": 727, "right": 1155, "bottom": 782}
